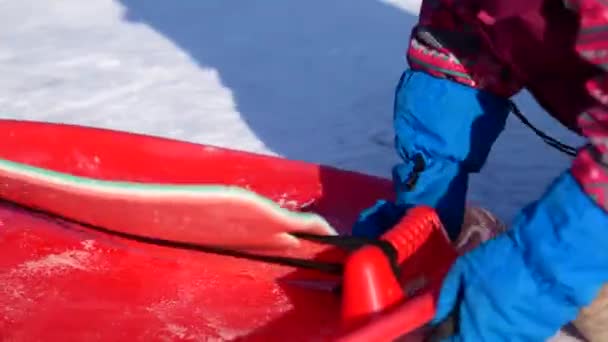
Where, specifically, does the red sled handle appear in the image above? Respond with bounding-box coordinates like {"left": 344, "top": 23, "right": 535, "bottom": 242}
{"left": 339, "top": 206, "right": 458, "bottom": 341}
{"left": 336, "top": 289, "right": 437, "bottom": 342}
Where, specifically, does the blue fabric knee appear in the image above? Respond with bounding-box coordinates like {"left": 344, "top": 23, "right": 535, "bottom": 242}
{"left": 392, "top": 69, "right": 511, "bottom": 238}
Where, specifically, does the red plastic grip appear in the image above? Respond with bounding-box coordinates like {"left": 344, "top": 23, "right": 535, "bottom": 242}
{"left": 339, "top": 206, "right": 457, "bottom": 339}
{"left": 341, "top": 245, "right": 405, "bottom": 329}
{"left": 380, "top": 206, "right": 445, "bottom": 264}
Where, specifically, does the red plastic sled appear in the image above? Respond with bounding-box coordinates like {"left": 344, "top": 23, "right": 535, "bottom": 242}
{"left": 0, "top": 120, "right": 453, "bottom": 341}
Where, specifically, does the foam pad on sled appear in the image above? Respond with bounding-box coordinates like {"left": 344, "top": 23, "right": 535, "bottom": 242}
{"left": 0, "top": 157, "right": 337, "bottom": 251}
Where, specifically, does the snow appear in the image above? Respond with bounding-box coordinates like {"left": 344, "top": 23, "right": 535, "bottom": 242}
{"left": 0, "top": 0, "right": 584, "bottom": 224}
{"left": 0, "top": 0, "right": 587, "bottom": 339}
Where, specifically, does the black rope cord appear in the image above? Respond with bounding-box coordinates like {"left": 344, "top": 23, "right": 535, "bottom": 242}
{"left": 509, "top": 101, "right": 579, "bottom": 157}
{"left": 4, "top": 200, "right": 401, "bottom": 276}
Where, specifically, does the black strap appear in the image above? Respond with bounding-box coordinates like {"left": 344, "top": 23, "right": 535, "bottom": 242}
{"left": 4, "top": 200, "right": 401, "bottom": 276}
{"left": 293, "top": 232, "right": 401, "bottom": 277}
{"left": 509, "top": 101, "right": 579, "bottom": 157}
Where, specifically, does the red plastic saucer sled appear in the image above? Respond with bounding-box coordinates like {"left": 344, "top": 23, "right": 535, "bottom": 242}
{"left": 0, "top": 120, "right": 457, "bottom": 341}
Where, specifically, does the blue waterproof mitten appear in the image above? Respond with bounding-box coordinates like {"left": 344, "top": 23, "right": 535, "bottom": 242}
{"left": 353, "top": 70, "right": 512, "bottom": 240}
{"left": 432, "top": 171, "right": 608, "bottom": 341}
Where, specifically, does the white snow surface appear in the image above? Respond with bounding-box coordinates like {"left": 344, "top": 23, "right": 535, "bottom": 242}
{"left": 0, "top": 1, "right": 587, "bottom": 340}
{"left": 0, "top": 0, "right": 584, "bottom": 223}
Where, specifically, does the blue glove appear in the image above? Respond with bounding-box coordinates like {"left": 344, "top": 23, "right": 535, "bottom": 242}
{"left": 353, "top": 69, "right": 512, "bottom": 240}
{"left": 431, "top": 171, "right": 608, "bottom": 341}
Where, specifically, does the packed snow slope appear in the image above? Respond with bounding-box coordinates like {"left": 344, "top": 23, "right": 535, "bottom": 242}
{"left": 0, "top": 0, "right": 583, "bottom": 226}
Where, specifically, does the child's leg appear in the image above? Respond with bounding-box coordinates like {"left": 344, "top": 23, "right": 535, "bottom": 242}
{"left": 352, "top": 69, "right": 512, "bottom": 240}
{"left": 458, "top": 207, "right": 607, "bottom": 342}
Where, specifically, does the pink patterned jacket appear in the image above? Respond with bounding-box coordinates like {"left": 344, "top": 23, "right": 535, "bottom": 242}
{"left": 408, "top": 0, "right": 608, "bottom": 209}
